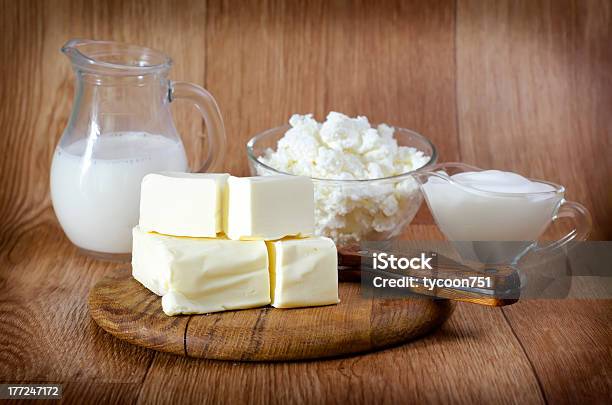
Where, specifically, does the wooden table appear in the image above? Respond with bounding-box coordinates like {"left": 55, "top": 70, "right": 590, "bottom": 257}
{"left": 1, "top": 0, "right": 610, "bottom": 403}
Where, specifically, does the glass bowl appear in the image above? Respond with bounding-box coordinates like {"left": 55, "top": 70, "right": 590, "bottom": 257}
{"left": 246, "top": 125, "right": 438, "bottom": 248}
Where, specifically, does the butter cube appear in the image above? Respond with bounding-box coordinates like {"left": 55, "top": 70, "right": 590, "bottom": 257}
{"left": 225, "top": 176, "right": 314, "bottom": 240}
{"left": 266, "top": 237, "right": 339, "bottom": 308}
{"left": 132, "top": 226, "right": 270, "bottom": 315}
{"left": 139, "top": 172, "right": 228, "bottom": 237}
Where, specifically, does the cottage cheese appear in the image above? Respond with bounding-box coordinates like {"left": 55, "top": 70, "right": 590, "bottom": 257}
{"left": 258, "top": 112, "right": 431, "bottom": 245}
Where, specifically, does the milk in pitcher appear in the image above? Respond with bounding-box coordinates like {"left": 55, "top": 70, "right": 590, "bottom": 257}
{"left": 50, "top": 132, "right": 188, "bottom": 255}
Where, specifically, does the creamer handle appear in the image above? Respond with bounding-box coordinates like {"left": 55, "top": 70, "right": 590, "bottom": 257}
{"left": 533, "top": 199, "right": 592, "bottom": 253}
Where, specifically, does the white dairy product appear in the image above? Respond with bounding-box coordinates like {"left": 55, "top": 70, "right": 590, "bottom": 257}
{"left": 131, "top": 226, "right": 270, "bottom": 316}
{"left": 50, "top": 132, "right": 188, "bottom": 254}
{"left": 139, "top": 172, "right": 228, "bottom": 237}
{"left": 451, "top": 171, "right": 556, "bottom": 194}
{"left": 266, "top": 237, "right": 339, "bottom": 308}
{"left": 258, "top": 112, "right": 430, "bottom": 245}
{"left": 422, "top": 170, "right": 561, "bottom": 241}
{"left": 224, "top": 176, "right": 314, "bottom": 241}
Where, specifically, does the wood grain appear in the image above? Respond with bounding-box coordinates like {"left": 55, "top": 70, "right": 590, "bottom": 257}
{"left": 0, "top": 0, "right": 610, "bottom": 403}
{"left": 0, "top": 221, "right": 154, "bottom": 386}
{"left": 88, "top": 269, "right": 189, "bottom": 355}
{"left": 205, "top": 0, "right": 460, "bottom": 177}
{"left": 503, "top": 299, "right": 612, "bottom": 403}
{"left": 89, "top": 268, "right": 454, "bottom": 361}
{"left": 456, "top": 2, "right": 612, "bottom": 403}
{"left": 457, "top": 0, "right": 612, "bottom": 240}
{"left": 137, "top": 300, "right": 545, "bottom": 405}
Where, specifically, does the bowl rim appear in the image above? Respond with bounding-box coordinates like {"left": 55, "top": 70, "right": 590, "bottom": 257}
{"left": 246, "top": 124, "right": 438, "bottom": 183}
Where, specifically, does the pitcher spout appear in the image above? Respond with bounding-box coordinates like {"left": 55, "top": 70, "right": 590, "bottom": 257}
{"left": 61, "top": 38, "right": 172, "bottom": 75}
{"left": 60, "top": 38, "right": 81, "bottom": 58}
{"left": 413, "top": 162, "right": 481, "bottom": 184}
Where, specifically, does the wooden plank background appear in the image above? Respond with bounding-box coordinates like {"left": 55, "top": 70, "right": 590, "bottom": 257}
{"left": 0, "top": 0, "right": 610, "bottom": 403}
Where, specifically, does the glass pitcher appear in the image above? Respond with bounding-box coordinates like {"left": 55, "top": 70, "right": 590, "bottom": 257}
{"left": 50, "top": 39, "right": 226, "bottom": 261}
{"left": 416, "top": 162, "right": 592, "bottom": 268}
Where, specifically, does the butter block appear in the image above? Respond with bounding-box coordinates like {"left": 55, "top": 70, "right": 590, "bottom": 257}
{"left": 139, "top": 172, "right": 228, "bottom": 237}
{"left": 225, "top": 176, "right": 314, "bottom": 240}
{"left": 131, "top": 226, "right": 270, "bottom": 315}
{"left": 266, "top": 237, "right": 339, "bottom": 308}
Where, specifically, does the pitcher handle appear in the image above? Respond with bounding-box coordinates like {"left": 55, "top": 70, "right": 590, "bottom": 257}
{"left": 170, "top": 81, "right": 227, "bottom": 172}
{"left": 533, "top": 199, "right": 592, "bottom": 253}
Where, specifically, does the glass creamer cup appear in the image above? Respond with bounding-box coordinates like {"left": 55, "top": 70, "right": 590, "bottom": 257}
{"left": 50, "top": 39, "right": 226, "bottom": 260}
{"left": 417, "top": 163, "right": 592, "bottom": 270}
{"left": 246, "top": 125, "right": 437, "bottom": 249}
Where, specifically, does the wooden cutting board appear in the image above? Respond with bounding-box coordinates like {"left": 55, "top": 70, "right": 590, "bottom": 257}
{"left": 89, "top": 268, "right": 454, "bottom": 361}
